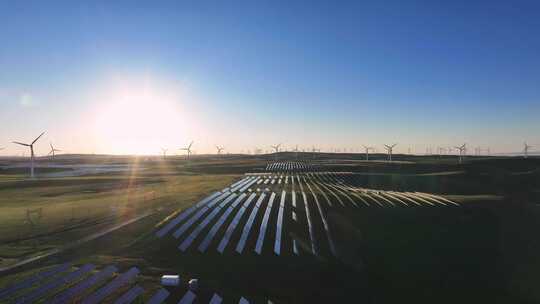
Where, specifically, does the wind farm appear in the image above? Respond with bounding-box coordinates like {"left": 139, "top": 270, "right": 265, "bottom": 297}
{"left": 1, "top": 1, "right": 540, "bottom": 303}
{"left": 1, "top": 140, "right": 539, "bottom": 303}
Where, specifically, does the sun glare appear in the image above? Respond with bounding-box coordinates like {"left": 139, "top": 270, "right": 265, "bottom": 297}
{"left": 94, "top": 80, "right": 189, "bottom": 154}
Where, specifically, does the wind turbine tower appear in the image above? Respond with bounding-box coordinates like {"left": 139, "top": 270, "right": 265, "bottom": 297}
{"left": 13, "top": 132, "right": 45, "bottom": 178}
{"left": 362, "top": 145, "right": 373, "bottom": 161}
{"left": 454, "top": 143, "right": 467, "bottom": 164}
{"left": 48, "top": 143, "right": 61, "bottom": 159}
{"left": 180, "top": 141, "right": 194, "bottom": 160}
{"left": 524, "top": 142, "right": 532, "bottom": 158}
{"left": 161, "top": 148, "right": 168, "bottom": 160}
{"left": 384, "top": 143, "right": 397, "bottom": 161}
{"left": 270, "top": 143, "right": 281, "bottom": 161}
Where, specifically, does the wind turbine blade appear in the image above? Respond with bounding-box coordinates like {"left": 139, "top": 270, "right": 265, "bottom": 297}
{"left": 188, "top": 141, "right": 194, "bottom": 149}
{"left": 12, "top": 141, "right": 30, "bottom": 147}
{"left": 32, "top": 132, "right": 45, "bottom": 145}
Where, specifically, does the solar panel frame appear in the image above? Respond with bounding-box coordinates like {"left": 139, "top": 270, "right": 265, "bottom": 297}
{"left": 145, "top": 288, "right": 170, "bottom": 304}
{"left": 155, "top": 191, "right": 221, "bottom": 238}
{"left": 255, "top": 192, "right": 276, "bottom": 254}
{"left": 113, "top": 285, "right": 144, "bottom": 304}
{"left": 81, "top": 267, "right": 139, "bottom": 304}
{"left": 50, "top": 265, "right": 118, "bottom": 304}
{"left": 15, "top": 264, "right": 94, "bottom": 304}
{"left": 172, "top": 192, "right": 231, "bottom": 239}
{"left": 273, "top": 191, "right": 286, "bottom": 255}
{"left": 235, "top": 193, "right": 267, "bottom": 253}
{"left": 177, "top": 290, "right": 196, "bottom": 304}
{"left": 198, "top": 194, "right": 247, "bottom": 252}
{"left": 179, "top": 193, "right": 238, "bottom": 251}
{"left": 217, "top": 193, "right": 257, "bottom": 253}
{"left": 0, "top": 263, "right": 71, "bottom": 299}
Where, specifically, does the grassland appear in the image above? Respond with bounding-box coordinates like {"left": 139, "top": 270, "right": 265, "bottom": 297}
{"left": 1, "top": 153, "right": 540, "bottom": 303}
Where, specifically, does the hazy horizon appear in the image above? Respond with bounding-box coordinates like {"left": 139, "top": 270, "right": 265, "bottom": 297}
{"left": 1, "top": 2, "right": 539, "bottom": 155}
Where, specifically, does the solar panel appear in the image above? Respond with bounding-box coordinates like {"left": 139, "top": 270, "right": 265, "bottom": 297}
{"left": 172, "top": 192, "right": 232, "bottom": 238}
{"left": 217, "top": 193, "right": 257, "bottom": 253}
{"left": 198, "top": 194, "right": 247, "bottom": 252}
{"left": 155, "top": 191, "right": 221, "bottom": 238}
{"left": 274, "top": 191, "right": 286, "bottom": 255}
{"left": 235, "top": 193, "right": 267, "bottom": 253}
{"left": 146, "top": 288, "right": 170, "bottom": 304}
{"left": 230, "top": 177, "right": 255, "bottom": 192}
{"left": 179, "top": 193, "right": 238, "bottom": 251}
{"left": 113, "top": 285, "right": 144, "bottom": 304}
{"left": 301, "top": 191, "right": 318, "bottom": 255}
{"left": 81, "top": 267, "right": 139, "bottom": 304}
{"left": 255, "top": 192, "right": 275, "bottom": 254}
{"left": 239, "top": 297, "right": 250, "bottom": 304}
{"left": 238, "top": 178, "right": 260, "bottom": 193}
{"left": 0, "top": 263, "right": 70, "bottom": 299}
{"left": 15, "top": 264, "right": 94, "bottom": 304}
{"left": 209, "top": 293, "right": 223, "bottom": 304}
{"left": 230, "top": 176, "right": 250, "bottom": 188}
{"left": 177, "top": 290, "right": 196, "bottom": 304}
{"left": 305, "top": 183, "right": 337, "bottom": 257}
{"left": 51, "top": 265, "right": 118, "bottom": 304}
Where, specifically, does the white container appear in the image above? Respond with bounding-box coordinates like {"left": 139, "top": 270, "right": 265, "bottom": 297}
{"left": 161, "top": 275, "right": 180, "bottom": 286}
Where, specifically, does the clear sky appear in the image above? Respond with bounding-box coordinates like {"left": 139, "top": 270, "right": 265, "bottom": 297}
{"left": 1, "top": 1, "right": 539, "bottom": 155}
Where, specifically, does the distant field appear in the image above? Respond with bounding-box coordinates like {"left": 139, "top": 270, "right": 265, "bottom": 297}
{"left": 0, "top": 158, "right": 240, "bottom": 269}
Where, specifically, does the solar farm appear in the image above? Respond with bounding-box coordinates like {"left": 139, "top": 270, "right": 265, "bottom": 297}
{"left": 1, "top": 153, "right": 540, "bottom": 303}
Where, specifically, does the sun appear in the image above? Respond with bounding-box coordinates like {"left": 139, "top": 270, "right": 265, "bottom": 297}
{"left": 93, "top": 79, "right": 189, "bottom": 155}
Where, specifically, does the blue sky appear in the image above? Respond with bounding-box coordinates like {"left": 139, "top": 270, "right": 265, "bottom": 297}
{"left": 1, "top": 1, "right": 539, "bottom": 155}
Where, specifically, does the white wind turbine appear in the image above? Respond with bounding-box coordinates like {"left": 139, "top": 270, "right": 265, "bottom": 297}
{"left": 180, "top": 141, "right": 194, "bottom": 160}
{"left": 270, "top": 143, "right": 281, "bottom": 161}
{"left": 362, "top": 145, "right": 373, "bottom": 161}
{"left": 384, "top": 143, "right": 397, "bottom": 161}
{"left": 13, "top": 132, "right": 45, "bottom": 178}
{"left": 48, "top": 143, "right": 61, "bottom": 159}
{"left": 270, "top": 143, "right": 281, "bottom": 153}
{"left": 161, "top": 148, "right": 168, "bottom": 160}
{"left": 216, "top": 145, "right": 224, "bottom": 155}
{"left": 454, "top": 143, "right": 466, "bottom": 164}
{"left": 523, "top": 142, "right": 533, "bottom": 158}
{"left": 293, "top": 145, "right": 299, "bottom": 160}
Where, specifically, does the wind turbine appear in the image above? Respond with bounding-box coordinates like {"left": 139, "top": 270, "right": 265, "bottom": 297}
{"left": 437, "top": 147, "right": 444, "bottom": 158}
{"left": 524, "top": 142, "right": 532, "bottom": 158}
{"left": 293, "top": 145, "right": 299, "bottom": 160}
{"left": 270, "top": 143, "right": 281, "bottom": 153}
{"left": 454, "top": 143, "right": 466, "bottom": 163}
{"left": 270, "top": 143, "right": 281, "bottom": 161}
{"left": 311, "top": 146, "right": 320, "bottom": 159}
{"left": 216, "top": 145, "right": 224, "bottom": 155}
{"left": 180, "top": 141, "right": 194, "bottom": 160}
{"left": 48, "top": 143, "right": 61, "bottom": 159}
{"left": 161, "top": 148, "right": 168, "bottom": 160}
{"left": 362, "top": 145, "right": 373, "bottom": 161}
{"left": 13, "top": 132, "right": 45, "bottom": 178}
{"left": 384, "top": 143, "right": 397, "bottom": 161}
